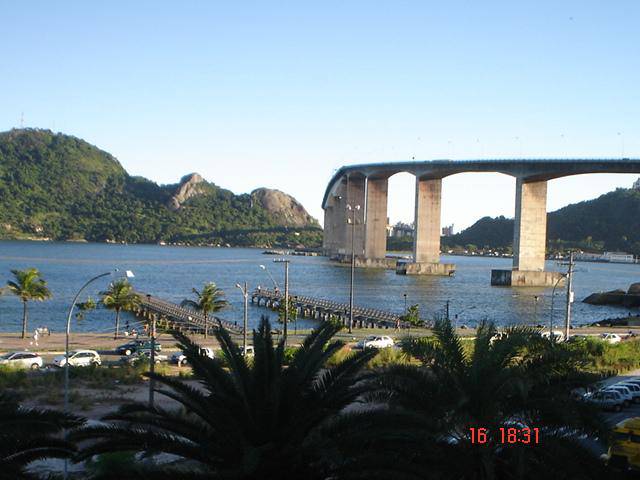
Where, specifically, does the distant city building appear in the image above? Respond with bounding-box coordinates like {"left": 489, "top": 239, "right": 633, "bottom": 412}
{"left": 441, "top": 224, "right": 454, "bottom": 236}
{"left": 389, "top": 222, "right": 414, "bottom": 238}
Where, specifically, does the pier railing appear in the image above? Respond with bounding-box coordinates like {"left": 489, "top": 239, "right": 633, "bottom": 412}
{"left": 251, "top": 288, "right": 407, "bottom": 329}
{"left": 134, "top": 292, "right": 243, "bottom": 335}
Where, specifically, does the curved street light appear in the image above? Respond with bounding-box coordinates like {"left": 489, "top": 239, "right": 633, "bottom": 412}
{"left": 63, "top": 269, "right": 134, "bottom": 480}
{"left": 259, "top": 264, "right": 280, "bottom": 290}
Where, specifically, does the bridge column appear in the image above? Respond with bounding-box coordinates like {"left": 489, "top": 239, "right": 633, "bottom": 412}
{"left": 360, "top": 177, "right": 395, "bottom": 268}
{"left": 397, "top": 177, "right": 455, "bottom": 275}
{"left": 345, "top": 175, "right": 366, "bottom": 259}
{"left": 491, "top": 178, "right": 564, "bottom": 287}
{"left": 329, "top": 179, "right": 348, "bottom": 258}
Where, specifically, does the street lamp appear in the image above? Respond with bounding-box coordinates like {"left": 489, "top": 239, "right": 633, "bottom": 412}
{"left": 235, "top": 282, "right": 249, "bottom": 354}
{"left": 549, "top": 273, "right": 567, "bottom": 334}
{"left": 346, "top": 204, "right": 361, "bottom": 334}
{"left": 63, "top": 269, "right": 134, "bottom": 480}
{"left": 259, "top": 264, "right": 280, "bottom": 290}
{"left": 273, "top": 259, "right": 290, "bottom": 346}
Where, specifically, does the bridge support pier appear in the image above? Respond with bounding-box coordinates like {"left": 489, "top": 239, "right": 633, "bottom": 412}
{"left": 491, "top": 178, "right": 564, "bottom": 287}
{"left": 361, "top": 177, "right": 396, "bottom": 268}
{"left": 400, "top": 177, "right": 455, "bottom": 275}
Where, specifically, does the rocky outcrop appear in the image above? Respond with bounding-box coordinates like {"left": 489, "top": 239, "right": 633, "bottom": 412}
{"left": 251, "top": 188, "right": 318, "bottom": 227}
{"left": 583, "top": 284, "right": 640, "bottom": 307}
{"left": 167, "top": 173, "right": 206, "bottom": 211}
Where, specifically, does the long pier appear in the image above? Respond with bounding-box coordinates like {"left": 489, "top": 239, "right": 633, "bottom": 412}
{"left": 251, "top": 288, "right": 407, "bottom": 329}
{"left": 133, "top": 292, "right": 243, "bottom": 335}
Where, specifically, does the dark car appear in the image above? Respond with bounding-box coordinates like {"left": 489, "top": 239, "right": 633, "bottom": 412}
{"left": 116, "top": 339, "right": 161, "bottom": 356}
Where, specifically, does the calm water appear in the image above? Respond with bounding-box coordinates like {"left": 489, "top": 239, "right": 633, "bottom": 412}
{"left": 0, "top": 240, "right": 638, "bottom": 334}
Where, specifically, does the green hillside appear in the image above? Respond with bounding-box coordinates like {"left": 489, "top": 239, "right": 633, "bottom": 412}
{"left": 0, "top": 129, "right": 321, "bottom": 247}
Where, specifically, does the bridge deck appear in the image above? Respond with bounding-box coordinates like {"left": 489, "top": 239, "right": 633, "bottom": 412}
{"left": 251, "top": 288, "right": 407, "bottom": 329}
{"left": 134, "top": 292, "right": 243, "bottom": 335}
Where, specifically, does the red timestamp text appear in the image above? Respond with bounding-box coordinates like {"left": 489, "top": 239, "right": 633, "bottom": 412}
{"left": 469, "top": 427, "right": 540, "bottom": 445}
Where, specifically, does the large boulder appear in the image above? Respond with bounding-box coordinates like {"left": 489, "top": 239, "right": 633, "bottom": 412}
{"left": 583, "top": 289, "right": 626, "bottom": 305}
{"left": 628, "top": 283, "right": 640, "bottom": 294}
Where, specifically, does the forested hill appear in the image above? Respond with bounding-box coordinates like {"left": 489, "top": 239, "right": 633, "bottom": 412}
{"left": 0, "top": 129, "right": 321, "bottom": 247}
{"left": 442, "top": 188, "right": 640, "bottom": 255}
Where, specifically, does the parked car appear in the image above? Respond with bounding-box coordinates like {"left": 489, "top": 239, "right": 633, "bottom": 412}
{"left": 53, "top": 350, "right": 101, "bottom": 367}
{"left": 601, "top": 333, "right": 622, "bottom": 344}
{"left": 356, "top": 335, "right": 394, "bottom": 349}
{"left": 617, "top": 382, "right": 640, "bottom": 403}
{"left": 124, "top": 351, "right": 168, "bottom": 365}
{"left": 0, "top": 351, "right": 43, "bottom": 370}
{"left": 605, "top": 386, "right": 634, "bottom": 407}
{"left": 589, "top": 390, "right": 625, "bottom": 412}
{"left": 116, "top": 340, "right": 162, "bottom": 356}
{"left": 171, "top": 347, "right": 215, "bottom": 366}
{"left": 540, "top": 330, "right": 565, "bottom": 342}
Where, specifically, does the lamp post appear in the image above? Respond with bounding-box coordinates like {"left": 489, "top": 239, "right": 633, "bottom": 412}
{"left": 549, "top": 273, "right": 566, "bottom": 334}
{"left": 564, "top": 252, "right": 575, "bottom": 340}
{"left": 63, "top": 269, "right": 134, "bottom": 480}
{"left": 259, "top": 264, "right": 279, "bottom": 290}
{"left": 147, "top": 294, "right": 156, "bottom": 408}
{"left": 235, "top": 282, "right": 249, "bottom": 354}
{"left": 273, "top": 259, "right": 290, "bottom": 346}
{"left": 346, "top": 204, "right": 361, "bottom": 334}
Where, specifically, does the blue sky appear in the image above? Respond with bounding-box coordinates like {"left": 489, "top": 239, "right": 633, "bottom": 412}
{"left": 1, "top": 1, "right": 639, "bottom": 229}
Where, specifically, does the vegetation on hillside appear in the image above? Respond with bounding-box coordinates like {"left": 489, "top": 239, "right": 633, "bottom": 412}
{"left": 0, "top": 129, "right": 322, "bottom": 247}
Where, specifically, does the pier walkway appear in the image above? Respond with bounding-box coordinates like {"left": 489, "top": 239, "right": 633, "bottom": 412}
{"left": 133, "top": 292, "right": 243, "bottom": 335}
{"left": 251, "top": 288, "right": 407, "bottom": 329}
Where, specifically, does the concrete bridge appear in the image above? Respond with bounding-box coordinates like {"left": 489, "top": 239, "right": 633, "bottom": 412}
{"left": 322, "top": 159, "right": 640, "bottom": 286}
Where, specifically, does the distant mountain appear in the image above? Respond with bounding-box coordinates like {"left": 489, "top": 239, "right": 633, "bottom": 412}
{"left": 440, "top": 188, "right": 640, "bottom": 255}
{"left": 0, "top": 129, "right": 321, "bottom": 247}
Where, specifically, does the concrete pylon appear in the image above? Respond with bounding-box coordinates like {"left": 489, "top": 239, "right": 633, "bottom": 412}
{"left": 396, "top": 177, "right": 454, "bottom": 275}
{"left": 329, "top": 180, "right": 348, "bottom": 257}
{"left": 345, "top": 175, "right": 366, "bottom": 257}
{"left": 491, "top": 178, "right": 564, "bottom": 287}
{"left": 364, "top": 177, "right": 388, "bottom": 260}
{"left": 513, "top": 178, "right": 547, "bottom": 272}
{"left": 413, "top": 178, "right": 442, "bottom": 263}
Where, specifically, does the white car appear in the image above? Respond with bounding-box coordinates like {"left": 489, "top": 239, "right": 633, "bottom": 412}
{"left": 604, "top": 386, "right": 633, "bottom": 407}
{"left": 0, "top": 351, "right": 43, "bottom": 370}
{"left": 541, "top": 330, "right": 565, "bottom": 342}
{"left": 601, "top": 333, "right": 622, "bottom": 344}
{"left": 356, "top": 335, "right": 394, "bottom": 349}
{"left": 617, "top": 382, "right": 640, "bottom": 403}
{"left": 171, "top": 347, "right": 215, "bottom": 366}
{"left": 53, "top": 350, "right": 101, "bottom": 367}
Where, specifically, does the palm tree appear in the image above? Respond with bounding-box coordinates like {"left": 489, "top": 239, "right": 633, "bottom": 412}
{"left": 100, "top": 279, "right": 140, "bottom": 339}
{"left": 180, "top": 282, "right": 228, "bottom": 339}
{"left": 0, "top": 393, "right": 83, "bottom": 479}
{"left": 6, "top": 268, "right": 52, "bottom": 339}
{"left": 370, "top": 319, "right": 611, "bottom": 479}
{"left": 72, "top": 316, "right": 379, "bottom": 479}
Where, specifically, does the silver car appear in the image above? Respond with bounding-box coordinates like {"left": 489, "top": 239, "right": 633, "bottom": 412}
{"left": 0, "top": 351, "right": 43, "bottom": 370}
{"left": 604, "top": 386, "right": 633, "bottom": 407}
{"left": 589, "top": 391, "right": 624, "bottom": 412}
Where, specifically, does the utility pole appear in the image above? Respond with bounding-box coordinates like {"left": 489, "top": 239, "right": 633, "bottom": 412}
{"left": 347, "top": 204, "right": 360, "bottom": 334}
{"left": 274, "top": 259, "right": 290, "bottom": 346}
{"left": 563, "top": 252, "right": 575, "bottom": 340}
{"left": 445, "top": 300, "right": 450, "bottom": 322}
{"left": 236, "top": 282, "right": 249, "bottom": 354}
